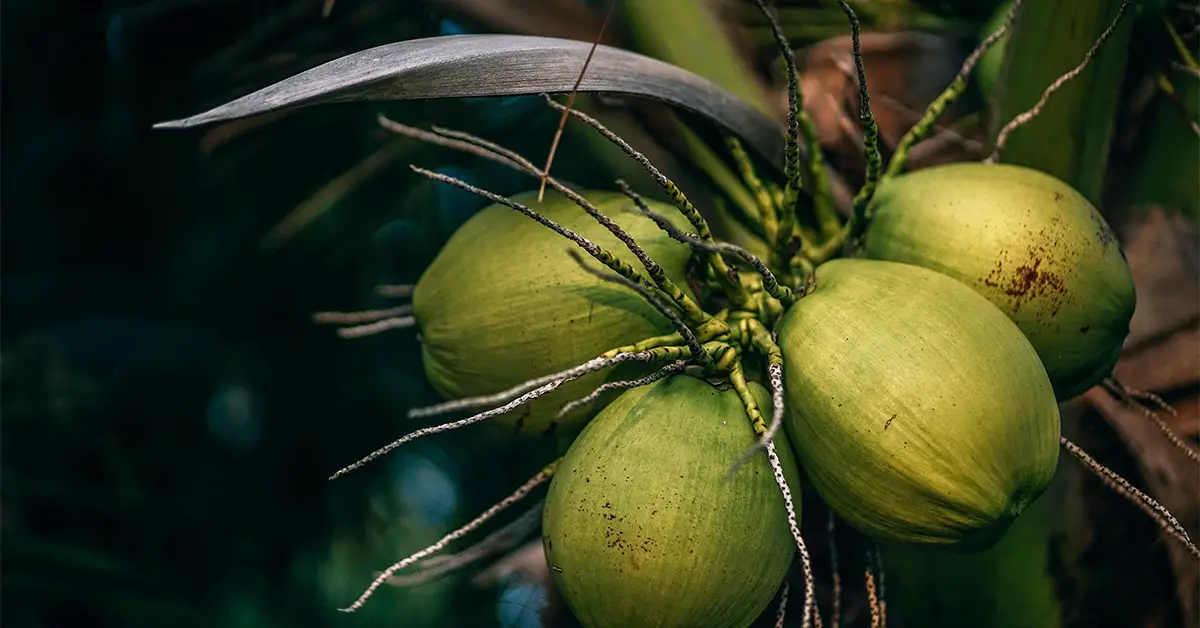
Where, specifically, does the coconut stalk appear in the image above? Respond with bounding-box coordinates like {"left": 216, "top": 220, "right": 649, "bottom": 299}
{"left": 988, "top": 0, "right": 1137, "bottom": 204}
{"left": 880, "top": 484, "right": 1063, "bottom": 628}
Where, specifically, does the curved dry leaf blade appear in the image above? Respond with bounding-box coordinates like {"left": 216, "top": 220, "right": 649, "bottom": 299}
{"left": 154, "top": 34, "right": 786, "bottom": 172}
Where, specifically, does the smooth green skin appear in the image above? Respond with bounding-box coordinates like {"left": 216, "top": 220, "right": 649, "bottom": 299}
{"left": 862, "top": 162, "right": 1136, "bottom": 400}
{"left": 413, "top": 190, "right": 695, "bottom": 437}
{"left": 777, "top": 258, "right": 1060, "bottom": 551}
{"left": 543, "top": 375, "right": 800, "bottom": 628}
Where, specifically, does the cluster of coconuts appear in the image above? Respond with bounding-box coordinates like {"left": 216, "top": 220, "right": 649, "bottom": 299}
{"left": 398, "top": 150, "right": 1135, "bottom": 625}
{"left": 296, "top": 2, "right": 1150, "bottom": 624}
{"left": 146, "top": 0, "right": 1178, "bottom": 620}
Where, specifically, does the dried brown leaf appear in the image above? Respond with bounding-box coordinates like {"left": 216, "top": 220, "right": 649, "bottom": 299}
{"left": 1078, "top": 204, "right": 1200, "bottom": 626}
{"left": 788, "top": 32, "right": 986, "bottom": 175}
{"left": 1116, "top": 206, "right": 1200, "bottom": 352}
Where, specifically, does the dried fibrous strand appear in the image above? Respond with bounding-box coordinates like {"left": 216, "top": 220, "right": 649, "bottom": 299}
{"left": 1110, "top": 380, "right": 1181, "bottom": 418}
{"left": 339, "top": 461, "right": 558, "bottom": 612}
{"left": 568, "top": 249, "right": 708, "bottom": 367}
{"left": 538, "top": 95, "right": 716, "bottom": 244}
{"left": 865, "top": 553, "right": 882, "bottom": 628}
{"left": 393, "top": 121, "right": 710, "bottom": 325}
{"left": 311, "top": 304, "right": 417, "bottom": 339}
{"left": 330, "top": 353, "right": 653, "bottom": 480}
{"left": 333, "top": 316, "right": 416, "bottom": 339}
{"left": 868, "top": 541, "right": 887, "bottom": 628}
{"left": 374, "top": 284, "right": 415, "bottom": 298}
{"left": 420, "top": 121, "right": 704, "bottom": 318}
{"left": 537, "top": 0, "right": 616, "bottom": 200}
{"left": 828, "top": 512, "right": 842, "bottom": 628}
{"left": 885, "top": 0, "right": 1024, "bottom": 178}
{"left": 384, "top": 499, "right": 544, "bottom": 588}
{"left": 407, "top": 351, "right": 655, "bottom": 420}
{"left": 726, "top": 360, "right": 787, "bottom": 479}
{"left": 313, "top": 306, "right": 413, "bottom": 325}
{"left": 987, "top": 0, "right": 1133, "bottom": 163}
{"left": 767, "top": 440, "right": 818, "bottom": 628}
{"left": 380, "top": 115, "right": 528, "bottom": 172}
{"left": 1102, "top": 377, "right": 1199, "bottom": 464}
{"left": 538, "top": 95, "right": 749, "bottom": 305}
{"left": 1061, "top": 437, "right": 1199, "bottom": 558}
{"left": 410, "top": 167, "right": 661, "bottom": 297}
{"left": 555, "top": 360, "right": 688, "bottom": 419}
{"left": 775, "top": 580, "right": 791, "bottom": 628}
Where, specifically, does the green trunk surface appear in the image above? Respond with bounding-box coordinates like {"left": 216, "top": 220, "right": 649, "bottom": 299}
{"left": 1123, "top": 65, "right": 1199, "bottom": 222}
{"left": 991, "top": 0, "right": 1136, "bottom": 204}
{"left": 617, "top": 0, "right": 774, "bottom": 118}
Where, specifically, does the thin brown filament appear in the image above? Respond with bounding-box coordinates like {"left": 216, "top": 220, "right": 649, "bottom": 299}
{"left": 537, "top": 0, "right": 617, "bottom": 202}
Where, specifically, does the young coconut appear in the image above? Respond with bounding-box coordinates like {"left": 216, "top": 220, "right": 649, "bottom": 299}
{"left": 861, "top": 1, "right": 1143, "bottom": 402}
{"left": 542, "top": 374, "right": 801, "bottom": 628}
{"left": 860, "top": 161, "right": 1136, "bottom": 401}
{"left": 412, "top": 189, "right": 696, "bottom": 437}
{"left": 776, "top": 258, "right": 1061, "bottom": 551}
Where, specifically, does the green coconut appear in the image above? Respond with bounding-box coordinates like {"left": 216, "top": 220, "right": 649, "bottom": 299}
{"left": 776, "top": 258, "right": 1060, "bottom": 551}
{"left": 543, "top": 374, "right": 800, "bottom": 628}
{"left": 861, "top": 162, "right": 1136, "bottom": 400}
{"left": 413, "top": 190, "right": 694, "bottom": 437}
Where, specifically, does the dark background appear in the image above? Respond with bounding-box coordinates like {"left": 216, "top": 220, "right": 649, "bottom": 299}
{"left": 1, "top": 2, "right": 585, "bottom": 626}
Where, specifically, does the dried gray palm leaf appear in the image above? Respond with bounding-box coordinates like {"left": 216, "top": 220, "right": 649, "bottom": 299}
{"left": 154, "top": 34, "right": 788, "bottom": 174}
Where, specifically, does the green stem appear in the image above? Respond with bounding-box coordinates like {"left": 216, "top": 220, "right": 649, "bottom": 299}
{"left": 729, "top": 358, "right": 769, "bottom": 438}
{"left": 1166, "top": 17, "right": 1198, "bottom": 69}
{"left": 751, "top": 0, "right": 806, "bottom": 264}
{"left": 725, "top": 136, "right": 774, "bottom": 232}
{"left": 601, "top": 333, "right": 688, "bottom": 357}
{"left": 886, "top": 1, "right": 1022, "bottom": 180}
{"left": 541, "top": 98, "right": 752, "bottom": 309}
{"left": 839, "top": 1, "right": 883, "bottom": 250}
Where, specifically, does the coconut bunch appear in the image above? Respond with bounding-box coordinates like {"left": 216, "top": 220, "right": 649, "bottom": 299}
{"left": 156, "top": 0, "right": 1198, "bottom": 626}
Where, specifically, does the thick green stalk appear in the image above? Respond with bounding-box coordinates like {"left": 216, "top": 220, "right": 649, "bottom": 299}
{"left": 881, "top": 490, "right": 1063, "bottom": 628}
{"left": 617, "top": 0, "right": 775, "bottom": 118}
{"left": 990, "top": 0, "right": 1136, "bottom": 203}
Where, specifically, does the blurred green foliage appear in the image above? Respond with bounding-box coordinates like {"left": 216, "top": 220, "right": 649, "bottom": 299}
{"left": 0, "top": 2, "right": 584, "bottom": 626}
